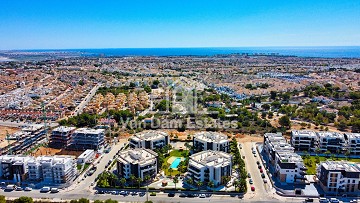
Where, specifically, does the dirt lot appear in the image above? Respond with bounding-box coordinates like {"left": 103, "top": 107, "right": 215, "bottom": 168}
{"left": 0, "top": 126, "right": 19, "bottom": 139}
{"left": 31, "top": 147, "right": 84, "bottom": 158}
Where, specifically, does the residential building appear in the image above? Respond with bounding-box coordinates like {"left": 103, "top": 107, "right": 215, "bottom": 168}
{"left": 71, "top": 128, "right": 105, "bottom": 150}
{"left": 317, "top": 161, "right": 360, "bottom": 194}
{"left": 50, "top": 126, "right": 76, "bottom": 148}
{"left": 129, "top": 130, "right": 169, "bottom": 150}
{"left": 187, "top": 150, "right": 232, "bottom": 186}
{"left": 317, "top": 131, "right": 346, "bottom": 154}
{"left": 344, "top": 133, "right": 360, "bottom": 155}
{"left": 291, "top": 130, "right": 318, "bottom": 152}
{"left": 116, "top": 148, "right": 158, "bottom": 180}
{"left": 77, "top": 149, "right": 95, "bottom": 164}
{"left": 0, "top": 155, "right": 32, "bottom": 182}
{"left": 28, "top": 155, "right": 77, "bottom": 185}
{"left": 193, "top": 132, "right": 229, "bottom": 153}
{"left": 263, "top": 133, "right": 306, "bottom": 183}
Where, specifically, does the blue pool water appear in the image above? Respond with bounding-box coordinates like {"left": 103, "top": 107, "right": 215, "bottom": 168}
{"left": 170, "top": 158, "right": 181, "bottom": 169}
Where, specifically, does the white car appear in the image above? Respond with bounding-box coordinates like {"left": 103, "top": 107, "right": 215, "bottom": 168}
{"left": 199, "top": 194, "right": 206, "bottom": 198}
{"left": 24, "top": 187, "right": 32, "bottom": 191}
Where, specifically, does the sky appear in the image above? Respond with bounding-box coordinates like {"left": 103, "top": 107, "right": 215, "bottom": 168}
{"left": 0, "top": 0, "right": 360, "bottom": 50}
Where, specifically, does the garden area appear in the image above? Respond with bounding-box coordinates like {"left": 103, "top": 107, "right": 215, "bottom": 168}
{"left": 159, "top": 148, "right": 189, "bottom": 176}
{"left": 302, "top": 155, "right": 360, "bottom": 174}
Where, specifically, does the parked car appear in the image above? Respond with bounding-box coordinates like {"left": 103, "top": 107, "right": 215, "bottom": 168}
{"left": 249, "top": 179, "right": 253, "bottom": 184}
{"left": 261, "top": 173, "right": 266, "bottom": 178}
{"left": 24, "top": 187, "right": 32, "bottom": 191}
{"left": 260, "top": 169, "right": 263, "bottom": 173}
{"left": 256, "top": 161, "right": 260, "bottom": 165}
{"left": 251, "top": 186, "right": 255, "bottom": 191}
{"left": 263, "top": 179, "right": 268, "bottom": 183}
{"left": 131, "top": 191, "right": 137, "bottom": 196}
{"left": 258, "top": 165, "right": 262, "bottom": 169}
{"left": 179, "top": 193, "right": 187, "bottom": 197}
{"left": 248, "top": 173, "right": 251, "bottom": 178}
{"left": 305, "top": 198, "right": 314, "bottom": 202}
{"left": 168, "top": 193, "right": 175, "bottom": 197}
{"left": 329, "top": 198, "right": 339, "bottom": 203}
{"left": 199, "top": 194, "right": 206, "bottom": 198}
{"left": 40, "top": 187, "right": 50, "bottom": 193}
{"left": 50, "top": 188, "right": 59, "bottom": 193}
{"left": 16, "top": 187, "right": 23, "bottom": 191}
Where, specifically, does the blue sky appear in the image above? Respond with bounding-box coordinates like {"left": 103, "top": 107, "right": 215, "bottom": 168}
{"left": 0, "top": 0, "right": 360, "bottom": 50}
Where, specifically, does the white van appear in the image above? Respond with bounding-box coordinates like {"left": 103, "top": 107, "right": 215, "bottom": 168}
{"left": 5, "top": 184, "right": 16, "bottom": 191}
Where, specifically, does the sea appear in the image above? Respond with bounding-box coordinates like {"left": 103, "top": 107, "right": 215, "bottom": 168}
{"left": 9, "top": 46, "right": 360, "bottom": 58}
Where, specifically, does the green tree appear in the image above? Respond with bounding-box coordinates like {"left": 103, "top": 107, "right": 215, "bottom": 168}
{"left": 94, "top": 200, "right": 103, "bottom": 203}
{"left": 14, "top": 197, "right": 33, "bottom": 203}
{"left": 173, "top": 176, "right": 179, "bottom": 189}
{"left": 130, "top": 174, "right": 136, "bottom": 187}
{"left": 207, "top": 181, "right": 214, "bottom": 189}
{"left": 78, "top": 198, "right": 90, "bottom": 203}
{"left": 104, "top": 199, "right": 118, "bottom": 203}
{"left": 0, "top": 196, "right": 5, "bottom": 203}
{"left": 120, "top": 178, "right": 126, "bottom": 187}
{"left": 196, "top": 181, "right": 203, "bottom": 189}
{"left": 168, "top": 168, "right": 173, "bottom": 176}
{"left": 136, "top": 177, "right": 143, "bottom": 188}
{"left": 279, "top": 115, "right": 291, "bottom": 128}
{"left": 144, "top": 175, "right": 151, "bottom": 183}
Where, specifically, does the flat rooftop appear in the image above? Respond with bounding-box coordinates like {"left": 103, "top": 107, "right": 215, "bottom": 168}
{"left": 317, "top": 131, "right": 344, "bottom": 139}
{"left": 118, "top": 148, "right": 157, "bottom": 165}
{"left": 193, "top": 132, "right": 228, "bottom": 143}
{"left": 52, "top": 126, "right": 76, "bottom": 133}
{"left": 190, "top": 150, "right": 232, "bottom": 168}
{"left": 321, "top": 161, "right": 360, "bottom": 172}
{"left": 74, "top": 128, "right": 105, "bottom": 134}
{"left": 292, "top": 130, "right": 317, "bottom": 138}
{"left": 132, "top": 130, "right": 168, "bottom": 141}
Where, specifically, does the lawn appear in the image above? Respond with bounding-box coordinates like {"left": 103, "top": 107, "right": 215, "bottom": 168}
{"left": 302, "top": 156, "right": 360, "bottom": 175}
{"left": 163, "top": 149, "right": 189, "bottom": 176}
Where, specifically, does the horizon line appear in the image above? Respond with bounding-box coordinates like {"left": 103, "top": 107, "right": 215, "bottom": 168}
{"left": 2, "top": 45, "right": 360, "bottom": 52}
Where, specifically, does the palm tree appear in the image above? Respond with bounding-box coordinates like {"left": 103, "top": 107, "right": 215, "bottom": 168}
{"left": 207, "top": 181, "right": 214, "bottom": 190}
{"left": 136, "top": 177, "right": 142, "bottom": 188}
{"left": 221, "top": 176, "right": 230, "bottom": 185}
{"left": 233, "top": 180, "right": 240, "bottom": 191}
{"left": 196, "top": 181, "right": 203, "bottom": 190}
{"left": 168, "top": 168, "right": 173, "bottom": 177}
{"left": 144, "top": 175, "right": 151, "bottom": 183}
{"left": 120, "top": 178, "right": 126, "bottom": 188}
{"left": 129, "top": 174, "right": 136, "bottom": 187}
{"left": 173, "top": 176, "right": 179, "bottom": 189}
{"left": 186, "top": 178, "right": 193, "bottom": 186}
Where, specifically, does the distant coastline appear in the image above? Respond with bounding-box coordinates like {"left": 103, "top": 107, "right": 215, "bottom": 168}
{"left": 1, "top": 46, "right": 360, "bottom": 60}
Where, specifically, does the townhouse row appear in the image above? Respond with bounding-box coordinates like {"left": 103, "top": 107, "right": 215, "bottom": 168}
{"left": 291, "top": 130, "right": 360, "bottom": 155}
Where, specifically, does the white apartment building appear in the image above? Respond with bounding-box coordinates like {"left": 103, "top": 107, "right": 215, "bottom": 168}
{"left": 129, "top": 130, "right": 169, "bottom": 150}
{"left": 317, "top": 131, "right": 346, "bottom": 154}
{"left": 27, "top": 155, "right": 77, "bottom": 184}
{"left": 187, "top": 150, "right": 232, "bottom": 186}
{"left": 263, "top": 133, "right": 306, "bottom": 183}
{"left": 117, "top": 148, "right": 158, "bottom": 180}
{"left": 317, "top": 161, "right": 360, "bottom": 194}
{"left": 71, "top": 128, "right": 105, "bottom": 150}
{"left": 344, "top": 133, "right": 360, "bottom": 155}
{"left": 291, "top": 130, "right": 318, "bottom": 152}
{"left": 193, "top": 132, "right": 229, "bottom": 153}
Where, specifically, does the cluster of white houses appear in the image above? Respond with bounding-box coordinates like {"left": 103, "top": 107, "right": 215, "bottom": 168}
{"left": 291, "top": 130, "right": 360, "bottom": 155}
{"left": 263, "top": 133, "right": 307, "bottom": 183}
{"left": 117, "top": 130, "right": 232, "bottom": 186}
{"left": 0, "top": 155, "right": 77, "bottom": 186}
{"left": 51, "top": 126, "right": 105, "bottom": 150}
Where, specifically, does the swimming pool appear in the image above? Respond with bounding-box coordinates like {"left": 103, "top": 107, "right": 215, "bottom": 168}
{"left": 170, "top": 157, "right": 181, "bottom": 169}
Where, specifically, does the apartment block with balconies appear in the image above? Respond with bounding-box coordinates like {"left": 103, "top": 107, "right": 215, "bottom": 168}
{"left": 317, "top": 131, "right": 346, "bottom": 154}
{"left": 50, "top": 126, "right": 76, "bottom": 148}
{"left": 344, "top": 133, "right": 360, "bottom": 155}
{"left": 187, "top": 150, "right": 232, "bottom": 186}
{"left": 117, "top": 148, "right": 158, "bottom": 180}
{"left": 317, "top": 161, "right": 360, "bottom": 194}
{"left": 291, "top": 130, "right": 318, "bottom": 152}
{"left": 193, "top": 132, "right": 229, "bottom": 153}
{"left": 71, "top": 128, "right": 105, "bottom": 150}
{"left": 129, "top": 130, "right": 169, "bottom": 150}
